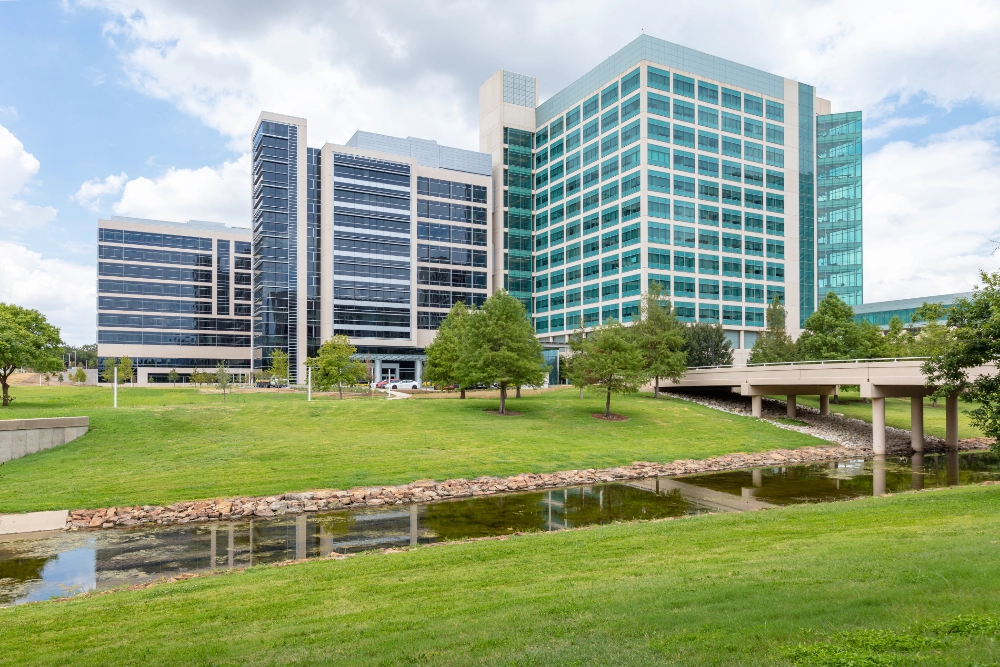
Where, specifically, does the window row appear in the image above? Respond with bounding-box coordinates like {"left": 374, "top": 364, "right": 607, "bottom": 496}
{"left": 97, "top": 331, "right": 250, "bottom": 347}
{"left": 416, "top": 176, "right": 487, "bottom": 203}
{"left": 417, "top": 289, "right": 487, "bottom": 309}
{"left": 417, "top": 221, "right": 488, "bottom": 247}
{"left": 417, "top": 199, "right": 487, "bottom": 225}
{"left": 416, "top": 244, "right": 488, "bottom": 267}
{"left": 98, "top": 228, "right": 214, "bottom": 252}
{"left": 532, "top": 302, "right": 766, "bottom": 332}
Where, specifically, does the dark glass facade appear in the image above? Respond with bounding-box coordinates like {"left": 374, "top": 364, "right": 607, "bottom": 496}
{"left": 252, "top": 120, "right": 298, "bottom": 381}
{"left": 503, "top": 127, "right": 534, "bottom": 312}
{"left": 797, "top": 83, "right": 816, "bottom": 326}
{"left": 306, "top": 147, "right": 322, "bottom": 358}
{"left": 816, "top": 111, "right": 863, "bottom": 306}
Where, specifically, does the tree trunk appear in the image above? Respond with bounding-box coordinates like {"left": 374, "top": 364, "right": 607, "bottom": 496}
{"left": 499, "top": 384, "right": 507, "bottom": 415}
{"left": 516, "top": 385, "right": 521, "bottom": 399}
{"left": 1, "top": 379, "right": 9, "bottom": 407}
{"left": 339, "top": 381, "right": 343, "bottom": 400}
{"left": 579, "top": 386, "right": 584, "bottom": 399}
{"left": 460, "top": 387, "right": 466, "bottom": 399}
{"left": 605, "top": 388, "right": 612, "bottom": 419}
{"left": 654, "top": 376, "right": 660, "bottom": 399}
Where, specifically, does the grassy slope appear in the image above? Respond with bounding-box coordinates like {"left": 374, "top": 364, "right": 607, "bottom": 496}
{"left": 0, "top": 387, "right": 822, "bottom": 512}
{"left": 795, "top": 391, "right": 984, "bottom": 439}
{"left": 2, "top": 486, "right": 999, "bottom": 666}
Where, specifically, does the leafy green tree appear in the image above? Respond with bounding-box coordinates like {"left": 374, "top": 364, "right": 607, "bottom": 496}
{"left": 0, "top": 303, "right": 63, "bottom": 406}
{"left": 117, "top": 355, "right": 135, "bottom": 386}
{"left": 910, "top": 302, "right": 955, "bottom": 358}
{"left": 798, "top": 292, "right": 870, "bottom": 360}
{"left": 924, "top": 271, "right": 1000, "bottom": 451}
{"left": 215, "top": 363, "right": 232, "bottom": 402}
{"left": 101, "top": 358, "right": 118, "bottom": 384}
{"left": 632, "top": 283, "right": 686, "bottom": 398}
{"left": 267, "top": 349, "right": 289, "bottom": 386}
{"left": 424, "top": 301, "right": 471, "bottom": 398}
{"left": 167, "top": 368, "right": 180, "bottom": 387}
{"left": 568, "top": 319, "right": 648, "bottom": 418}
{"left": 306, "top": 335, "right": 368, "bottom": 399}
{"left": 876, "top": 316, "right": 913, "bottom": 358}
{"left": 74, "top": 367, "right": 88, "bottom": 384}
{"left": 749, "top": 295, "right": 799, "bottom": 364}
{"left": 457, "top": 290, "right": 548, "bottom": 415}
{"left": 683, "top": 322, "right": 734, "bottom": 367}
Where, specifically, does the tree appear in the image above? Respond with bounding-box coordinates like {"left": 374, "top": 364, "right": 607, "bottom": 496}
{"left": 0, "top": 303, "right": 63, "bottom": 406}
{"left": 167, "top": 368, "right": 180, "bottom": 387}
{"left": 424, "top": 301, "right": 471, "bottom": 398}
{"left": 457, "top": 290, "right": 548, "bottom": 415}
{"left": 118, "top": 355, "right": 135, "bottom": 386}
{"left": 632, "top": 283, "right": 686, "bottom": 398}
{"left": 74, "top": 367, "right": 88, "bottom": 384}
{"left": 215, "top": 363, "right": 232, "bottom": 402}
{"left": 910, "top": 302, "right": 955, "bottom": 358}
{"left": 306, "top": 335, "right": 367, "bottom": 399}
{"left": 568, "top": 319, "right": 648, "bottom": 418}
{"left": 683, "top": 322, "right": 734, "bottom": 367}
{"left": 798, "top": 292, "right": 869, "bottom": 361}
{"left": 924, "top": 270, "right": 1000, "bottom": 451}
{"left": 749, "top": 295, "right": 798, "bottom": 364}
{"left": 101, "top": 358, "right": 118, "bottom": 384}
{"left": 267, "top": 349, "right": 289, "bottom": 386}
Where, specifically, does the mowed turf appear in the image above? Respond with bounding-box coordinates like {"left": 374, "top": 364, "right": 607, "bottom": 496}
{"left": 2, "top": 486, "right": 999, "bottom": 665}
{"left": 0, "top": 386, "right": 823, "bottom": 512}
{"left": 795, "top": 390, "right": 984, "bottom": 440}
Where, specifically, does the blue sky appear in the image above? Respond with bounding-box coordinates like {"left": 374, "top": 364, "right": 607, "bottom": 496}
{"left": 2, "top": 0, "right": 999, "bottom": 344}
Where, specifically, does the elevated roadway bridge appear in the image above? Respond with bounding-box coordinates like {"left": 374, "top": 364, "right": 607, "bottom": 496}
{"left": 660, "top": 358, "right": 996, "bottom": 454}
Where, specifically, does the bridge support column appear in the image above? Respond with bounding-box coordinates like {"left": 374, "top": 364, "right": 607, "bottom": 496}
{"left": 786, "top": 395, "right": 797, "bottom": 419}
{"left": 946, "top": 393, "right": 959, "bottom": 450}
{"left": 911, "top": 452, "right": 924, "bottom": 491}
{"left": 873, "top": 455, "right": 887, "bottom": 496}
{"left": 820, "top": 395, "right": 830, "bottom": 416}
{"left": 910, "top": 396, "right": 924, "bottom": 453}
{"left": 872, "top": 397, "right": 886, "bottom": 455}
{"left": 751, "top": 395, "right": 762, "bottom": 418}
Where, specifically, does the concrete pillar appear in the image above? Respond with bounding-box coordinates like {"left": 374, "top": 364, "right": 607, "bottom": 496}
{"left": 373, "top": 359, "right": 382, "bottom": 383}
{"left": 946, "top": 449, "right": 960, "bottom": 486}
{"left": 787, "top": 395, "right": 797, "bottom": 419}
{"left": 410, "top": 504, "right": 419, "bottom": 547}
{"left": 946, "top": 393, "right": 959, "bottom": 449}
{"left": 210, "top": 524, "right": 217, "bottom": 571}
{"left": 873, "top": 455, "right": 887, "bottom": 496}
{"left": 820, "top": 394, "right": 830, "bottom": 416}
{"left": 911, "top": 453, "right": 924, "bottom": 491}
{"left": 227, "top": 524, "right": 235, "bottom": 569}
{"left": 414, "top": 359, "right": 423, "bottom": 388}
{"left": 752, "top": 469, "right": 763, "bottom": 487}
{"left": 296, "top": 514, "right": 307, "bottom": 560}
{"left": 871, "top": 397, "right": 886, "bottom": 455}
{"left": 751, "top": 395, "right": 763, "bottom": 418}
{"left": 910, "top": 396, "right": 924, "bottom": 453}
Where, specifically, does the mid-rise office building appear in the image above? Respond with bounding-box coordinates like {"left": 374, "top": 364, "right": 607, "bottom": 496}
{"left": 96, "top": 216, "right": 253, "bottom": 383}
{"left": 252, "top": 113, "right": 493, "bottom": 383}
{"left": 480, "top": 35, "right": 863, "bottom": 362}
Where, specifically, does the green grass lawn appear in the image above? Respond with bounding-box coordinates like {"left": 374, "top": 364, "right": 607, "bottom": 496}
{"left": 795, "top": 391, "right": 984, "bottom": 440}
{"left": 0, "top": 386, "right": 824, "bottom": 513}
{"left": 2, "top": 485, "right": 999, "bottom": 665}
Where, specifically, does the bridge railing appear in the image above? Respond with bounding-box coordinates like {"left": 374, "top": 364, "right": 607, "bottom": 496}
{"left": 685, "top": 357, "right": 932, "bottom": 371}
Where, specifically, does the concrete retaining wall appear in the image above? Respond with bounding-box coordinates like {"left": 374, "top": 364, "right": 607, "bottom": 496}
{"left": 0, "top": 417, "right": 89, "bottom": 463}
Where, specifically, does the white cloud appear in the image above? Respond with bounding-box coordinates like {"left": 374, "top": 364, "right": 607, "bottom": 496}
{"left": 112, "top": 153, "right": 249, "bottom": 226}
{"left": 0, "top": 123, "right": 57, "bottom": 228}
{"left": 0, "top": 242, "right": 95, "bottom": 346}
{"left": 73, "top": 172, "right": 128, "bottom": 211}
{"left": 864, "top": 117, "right": 1000, "bottom": 301}
{"left": 864, "top": 116, "right": 929, "bottom": 141}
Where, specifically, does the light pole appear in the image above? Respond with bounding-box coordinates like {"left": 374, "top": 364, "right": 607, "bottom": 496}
{"left": 113, "top": 366, "right": 118, "bottom": 408}
{"left": 307, "top": 366, "right": 312, "bottom": 402}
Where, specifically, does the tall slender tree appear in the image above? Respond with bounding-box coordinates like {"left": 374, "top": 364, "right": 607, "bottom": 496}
{"left": 457, "top": 290, "right": 548, "bottom": 415}
{"left": 424, "top": 301, "right": 471, "bottom": 398}
{"left": 632, "top": 283, "right": 686, "bottom": 398}
{"left": 568, "top": 319, "right": 648, "bottom": 418}
{"left": 798, "top": 292, "right": 869, "bottom": 360}
{"left": 118, "top": 355, "right": 135, "bottom": 386}
{"left": 0, "top": 304, "right": 63, "bottom": 406}
{"left": 683, "top": 322, "right": 734, "bottom": 367}
{"left": 749, "top": 295, "right": 798, "bottom": 363}
{"left": 267, "top": 349, "right": 289, "bottom": 386}
{"left": 306, "top": 335, "right": 368, "bottom": 399}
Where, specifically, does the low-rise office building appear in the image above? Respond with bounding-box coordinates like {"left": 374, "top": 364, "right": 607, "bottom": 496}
{"left": 251, "top": 114, "right": 493, "bottom": 384}
{"left": 854, "top": 292, "right": 973, "bottom": 329}
{"left": 96, "top": 216, "right": 253, "bottom": 384}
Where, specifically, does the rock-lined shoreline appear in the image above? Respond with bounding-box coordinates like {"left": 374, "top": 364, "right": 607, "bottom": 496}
{"left": 66, "top": 444, "right": 856, "bottom": 530}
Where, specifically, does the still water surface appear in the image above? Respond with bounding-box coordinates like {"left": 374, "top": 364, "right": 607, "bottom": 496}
{"left": 2, "top": 451, "right": 997, "bottom": 605}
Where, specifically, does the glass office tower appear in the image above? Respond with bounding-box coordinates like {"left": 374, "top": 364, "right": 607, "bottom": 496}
{"left": 816, "top": 111, "right": 863, "bottom": 306}
{"left": 480, "top": 35, "right": 862, "bottom": 360}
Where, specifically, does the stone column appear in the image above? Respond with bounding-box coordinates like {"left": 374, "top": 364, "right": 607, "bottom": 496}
{"left": 946, "top": 393, "right": 959, "bottom": 449}
{"left": 415, "top": 359, "right": 423, "bottom": 388}
{"left": 910, "top": 396, "right": 924, "bottom": 453}
{"left": 873, "top": 455, "right": 887, "bottom": 496}
{"left": 752, "top": 395, "right": 763, "bottom": 418}
{"left": 872, "top": 397, "right": 886, "bottom": 455}
{"left": 820, "top": 394, "right": 830, "bottom": 416}
{"left": 787, "top": 395, "right": 797, "bottom": 419}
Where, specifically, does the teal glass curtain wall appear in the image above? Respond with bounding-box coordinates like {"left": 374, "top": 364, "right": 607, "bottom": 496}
{"left": 816, "top": 111, "right": 862, "bottom": 306}
{"left": 504, "top": 127, "right": 534, "bottom": 313}
{"left": 797, "top": 83, "right": 815, "bottom": 326}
